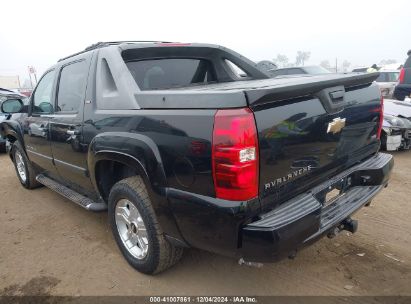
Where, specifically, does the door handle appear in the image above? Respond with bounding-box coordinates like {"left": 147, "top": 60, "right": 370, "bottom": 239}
{"left": 66, "top": 130, "right": 80, "bottom": 135}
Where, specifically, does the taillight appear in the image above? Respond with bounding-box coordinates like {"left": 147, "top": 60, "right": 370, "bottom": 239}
{"left": 212, "top": 108, "right": 259, "bottom": 201}
{"left": 398, "top": 68, "right": 405, "bottom": 84}
{"left": 377, "top": 95, "right": 384, "bottom": 139}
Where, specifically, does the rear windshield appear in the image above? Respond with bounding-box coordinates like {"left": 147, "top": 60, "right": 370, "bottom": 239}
{"left": 126, "top": 58, "right": 216, "bottom": 90}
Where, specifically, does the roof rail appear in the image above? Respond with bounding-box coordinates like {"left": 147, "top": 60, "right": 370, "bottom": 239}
{"left": 58, "top": 40, "right": 174, "bottom": 62}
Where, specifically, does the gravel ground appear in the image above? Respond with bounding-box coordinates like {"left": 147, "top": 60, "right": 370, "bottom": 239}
{"left": 0, "top": 151, "right": 410, "bottom": 297}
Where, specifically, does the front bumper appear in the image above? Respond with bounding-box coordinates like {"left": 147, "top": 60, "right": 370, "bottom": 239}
{"left": 382, "top": 128, "right": 411, "bottom": 151}
{"left": 240, "top": 153, "right": 393, "bottom": 262}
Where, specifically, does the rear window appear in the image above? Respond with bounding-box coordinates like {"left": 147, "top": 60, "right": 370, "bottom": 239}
{"left": 126, "top": 58, "right": 216, "bottom": 90}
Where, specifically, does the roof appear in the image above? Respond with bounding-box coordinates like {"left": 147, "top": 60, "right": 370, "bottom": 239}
{"left": 58, "top": 41, "right": 218, "bottom": 62}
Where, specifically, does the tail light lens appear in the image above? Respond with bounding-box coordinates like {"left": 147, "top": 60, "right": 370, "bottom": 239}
{"left": 377, "top": 95, "right": 384, "bottom": 139}
{"left": 398, "top": 68, "right": 405, "bottom": 84}
{"left": 212, "top": 108, "right": 259, "bottom": 201}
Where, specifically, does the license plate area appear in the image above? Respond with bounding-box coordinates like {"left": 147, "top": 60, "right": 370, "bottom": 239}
{"left": 324, "top": 188, "right": 344, "bottom": 207}
{"left": 315, "top": 176, "right": 352, "bottom": 208}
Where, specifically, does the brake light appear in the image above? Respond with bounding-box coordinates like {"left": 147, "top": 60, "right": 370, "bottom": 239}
{"left": 377, "top": 95, "right": 384, "bottom": 139}
{"left": 398, "top": 68, "right": 405, "bottom": 84}
{"left": 212, "top": 108, "right": 259, "bottom": 201}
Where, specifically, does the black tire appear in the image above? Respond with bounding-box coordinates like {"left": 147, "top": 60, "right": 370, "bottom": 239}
{"left": 12, "top": 141, "right": 41, "bottom": 189}
{"left": 0, "top": 141, "right": 6, "bottom": 153}
{"left": 108, "top": 176, "right": 183, "bottom": 274}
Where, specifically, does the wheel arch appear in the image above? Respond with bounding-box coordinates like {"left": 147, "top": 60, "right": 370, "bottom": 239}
{"left": 88, "top": 132, "right": 186, "bottom": 243}
{"left": 1, "top": 121, "right": 25, "bottom": 159}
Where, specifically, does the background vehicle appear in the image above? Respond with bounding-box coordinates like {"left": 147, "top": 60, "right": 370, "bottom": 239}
{"left": 0, "top": 88, "right": 28, "bottom": 152}
{"left": 268, "top": 65, "right": 331, "bottom": 77}
{"left": 381, "top": 99, "right": 411, "bottom": 151}
{"left": 375, "top": 70, "right": 400, "bottom": 98}
{"left": 0, "top": 41, "right": 392, "bottom": 275}
{"left": 394, "top": 50, "right": 411, "bottom": 100}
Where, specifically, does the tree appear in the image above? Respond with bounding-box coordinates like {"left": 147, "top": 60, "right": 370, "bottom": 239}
{"left": 296, "top": 51, "right": 311, "bottom": 66}
{"left": 320, "top": 60, "right": 331, "bottom": 70}
{"left": 272, "top": 54, "right": 289, "bottom": 68}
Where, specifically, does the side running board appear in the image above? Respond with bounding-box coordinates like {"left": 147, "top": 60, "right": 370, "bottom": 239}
{"left": 36, "top": 174, "right": 107, "bottom": 212}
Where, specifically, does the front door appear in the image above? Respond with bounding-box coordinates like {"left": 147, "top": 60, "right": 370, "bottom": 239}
{"left": 49, "top": 55, "right": 94, "bottom": 195}
{"left": 24, "top": 69, "right": 58, "bottom": 175}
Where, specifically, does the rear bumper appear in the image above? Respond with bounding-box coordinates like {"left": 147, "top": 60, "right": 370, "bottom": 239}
{"left": 240, "top": 152, "right": 393, "bottom": 262}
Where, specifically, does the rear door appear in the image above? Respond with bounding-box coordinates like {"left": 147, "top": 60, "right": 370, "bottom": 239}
{"left": 49, "top": 53, "right": 94, "bottom": 194}
{"left": 24, "top": 69, "right": 58, "bottom": 174}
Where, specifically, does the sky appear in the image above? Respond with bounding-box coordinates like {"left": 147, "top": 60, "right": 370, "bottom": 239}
{"left": 0, "top": 0, "right": 409, "bottom": 86}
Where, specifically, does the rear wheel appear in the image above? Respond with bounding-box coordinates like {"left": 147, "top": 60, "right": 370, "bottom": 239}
{"left": 12, "top": 142, "right": 41, "bottom": 189}
{"left": 108, "top": 176, "right": 183, "bottom": 274}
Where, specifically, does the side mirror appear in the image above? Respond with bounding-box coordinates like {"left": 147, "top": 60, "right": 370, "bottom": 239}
{"left": 1, "top": 98, "right": 24, "bottom": 114}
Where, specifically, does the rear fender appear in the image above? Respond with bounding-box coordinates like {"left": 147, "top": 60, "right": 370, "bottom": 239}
{"left": 88, "top": 132, "right": 185, "bottom": 242}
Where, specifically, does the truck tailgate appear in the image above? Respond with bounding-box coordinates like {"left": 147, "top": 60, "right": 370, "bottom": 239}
{"left": 245, "top": 73, "right": 382, "bottom": 211}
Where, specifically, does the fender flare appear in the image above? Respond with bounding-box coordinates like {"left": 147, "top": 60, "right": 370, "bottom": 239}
{"left": 88, "top": 132, "right": 186, "bottom": 242}
{"left": 0, "top": 120, "right": 25, "bottom": 156}
{"left": 88, "top": 132, "right": 167, "bottom": 195}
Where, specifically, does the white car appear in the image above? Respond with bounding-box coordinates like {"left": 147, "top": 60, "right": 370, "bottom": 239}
{"left": 382, "top": 99, "right": 411, "bottom": 151}
{"left": 376, "top": 70, "right": 400, "bottom": 99}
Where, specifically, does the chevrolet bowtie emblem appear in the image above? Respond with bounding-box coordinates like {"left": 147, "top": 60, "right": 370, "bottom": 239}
{"left": 327, "top": 117, "right": 346, "bottom": 134}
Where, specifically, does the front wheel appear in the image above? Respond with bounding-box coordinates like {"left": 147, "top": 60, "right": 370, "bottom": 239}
{"left": 108, "top": 176, "right": 183, "bottom": 274}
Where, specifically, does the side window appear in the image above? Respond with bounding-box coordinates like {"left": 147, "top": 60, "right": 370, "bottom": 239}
{"left": 32, "top": 70, "right": 56, "bottom": 114}
{"left": 225, "top": 60, "right": 248, "bottom": 78}
{"left": 57, "top": 60, "right": 89, "bottom": 112}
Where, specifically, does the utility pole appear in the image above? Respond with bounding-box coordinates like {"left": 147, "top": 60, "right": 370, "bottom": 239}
{"left": 335, "top": 58, "right": 338, "bottom": 73}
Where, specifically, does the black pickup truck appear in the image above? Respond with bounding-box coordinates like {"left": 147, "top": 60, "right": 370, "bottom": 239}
{"left": 0, "top": 41, "right": 393, "bottom": 274}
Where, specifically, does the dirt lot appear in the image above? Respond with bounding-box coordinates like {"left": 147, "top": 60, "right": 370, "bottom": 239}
{"left": 0, "top": 151, "right": 410, "bottom": 297}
